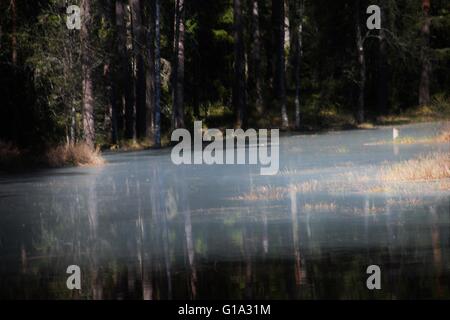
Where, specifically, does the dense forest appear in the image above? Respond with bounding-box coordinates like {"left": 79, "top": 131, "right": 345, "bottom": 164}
{"left": 0, "top": 0, "right": 449, "bottom": 155}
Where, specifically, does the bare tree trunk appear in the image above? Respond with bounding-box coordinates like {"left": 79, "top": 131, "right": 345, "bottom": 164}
{"left": 104, "top": 63, "right": 118, "bottom": 145}
{"left": 291, "top": 0, "right": 304, "bottom": 130}
{"left": 130, "top": 0, "right": 147, "bottom": 139}
{"left": 71, "top": 103, "right": 76, "bottom": 144}
{"left": 116, "top": 0, "right": 135, "bottom": 140}
{"left": 154, "top": 0, "right": 162, "bottom": 147}
{"left": 355, "top": 0, "right": 365, "bottom": 124}
{"left": 273, "top": 0, "right": 288, "bottom": 129}
{"left": 378, "top": 28, "right": 389, "bottom": 115}
{"left": 419, "top": 0, "right": 431, "bottom": 106}
{"left": 378, "top": 1, "right": 396, "bottom": 116}
{"left": 105, "top": 2, "right": 118, "bottom": 145}
{"left": 145, "top": 0, "right": 155, "bottom": 139}
{"left": 11, "top": 0, "right": 17, "bottom": 64}
{"left": 233, "top": 0, "right": 246, "bottom": 128}
{"left": 249, "top": 0, "right": 263, "bottom": 115}
{"left": 81, "top": 0, "right": 95, "bottom": 148}
{"left": 172, "top": 0, "right": 185, "bottom": 129}
{"left": 114, "top": 0, "right": 124, "bottom": 137}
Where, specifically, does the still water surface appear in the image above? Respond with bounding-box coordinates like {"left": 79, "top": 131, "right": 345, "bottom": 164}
{"left": 0, "top": 122, "right": 449, "bottom": 299}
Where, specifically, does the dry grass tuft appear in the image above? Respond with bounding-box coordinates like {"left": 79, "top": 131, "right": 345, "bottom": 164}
{"left": 289, "top": 180, "right": 320, "bottom": 193}
{"left": 232, "top": 180, "right": 320, "bottom": 201}
{"left": 357, "top": 123, "right": 375, "bottom": 130}
{"left": 366, "top": 185, "right": 390, "bottom": 193}
{"left": 119, "top": 139, "right": 152, "bottom": 151}
{"left": 379, "top": 152, "right": 450, "bottom": 182}
{"left": 435, "top": 131, "right": 450, "bottom": 142}
{"left": 46, "top": 143, "right": 105, "bottom": 167}
{"left": 302, "top": 202, "right": 337, "bottom": 213}
{"left": 386, "top": 197, "right": 423, "bottom": 207}
{"left": 393, "top": 136, "right": 420, "bottom": 144}
{"left": 434, "top": 123, "right": 450, "bottom": 143}
{"left": 232, "top": 185, "right": 286, "bottom": 201}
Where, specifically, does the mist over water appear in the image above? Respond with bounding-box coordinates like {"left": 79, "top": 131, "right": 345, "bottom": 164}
{"left": 1, "top": 122, "right": 449, "bottom": 299}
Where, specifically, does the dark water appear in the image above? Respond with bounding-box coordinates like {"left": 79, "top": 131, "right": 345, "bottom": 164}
{"left": 0, "top": 122, "right": 449, "bottom": 299}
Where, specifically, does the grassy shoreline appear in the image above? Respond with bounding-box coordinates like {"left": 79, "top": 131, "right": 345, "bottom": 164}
{"left": 0, "top": 142, "right": 104, "bottom": 173}
{"left": 2, "top": 104, "right": 449, "bottom": 173}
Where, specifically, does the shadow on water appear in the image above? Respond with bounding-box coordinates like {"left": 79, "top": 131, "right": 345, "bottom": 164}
{"left": 0, "top": 122, "right": 450, "bottom": 299}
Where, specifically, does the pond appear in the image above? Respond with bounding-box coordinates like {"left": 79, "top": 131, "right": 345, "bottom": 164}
{"left": 0, "top": 122, "right": 449, "bottom": 299}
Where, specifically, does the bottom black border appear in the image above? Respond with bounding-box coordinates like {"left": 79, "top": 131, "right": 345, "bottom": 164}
{"left": 1, "top": 300, "right": 449, "bottom": 319}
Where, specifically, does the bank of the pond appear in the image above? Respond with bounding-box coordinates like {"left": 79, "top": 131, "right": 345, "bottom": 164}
{"left": 1, "top": 115, "right": 449, "bottom": 173}
{"left": 0, "top": 141, "right": 105, "bottom": 173}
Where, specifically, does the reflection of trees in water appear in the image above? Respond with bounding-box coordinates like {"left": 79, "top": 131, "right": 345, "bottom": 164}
{"left": 86, "top": 176, "right": 102, "bottom": 300}
{"left": 430, "top": 206, "right": 444, "bottom": 296}
{"left": 179, "top": 171, "right": 197, "bottom": 299}
{"left": 290, "top": 189, "right": 306, "bottom": 287}
{"left": 149, "top": 165, "right": 172, "bottom": 299}
{"left": 3, "top": 168, "right": 450, "bottom": 299}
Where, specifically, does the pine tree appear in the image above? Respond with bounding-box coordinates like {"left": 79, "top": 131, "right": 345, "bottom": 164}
{"left": 81, "top": 0, "right": 95, "bottom": 148}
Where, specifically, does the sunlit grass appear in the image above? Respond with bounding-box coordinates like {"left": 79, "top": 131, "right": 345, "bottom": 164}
{"left": 46, "top": 143, "right": 105, "bottom": 167}
{"left": 365, "top": 122, "right": 450, "bottom": 145}
{"left": 386, "top": 197, "right": 424, "bottom": 207}
{"left": 434, "top": 123, "right": 450, "bottom": 143}
{"left": 116, "top": 139, "right": 152, "bottom": 151}
{"left": 379, "top": 152, "right": 450, "bottom": 182}
{"left": 357, "top": 123, "right": 375, "bottom": 129}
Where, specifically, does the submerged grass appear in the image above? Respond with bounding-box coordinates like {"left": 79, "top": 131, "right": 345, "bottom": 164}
{"left": 235, "top": 152, "right": 450, "bottom": 201}
{"left": 302, "top": 202, "right": 337, "bottom": 213}
{"left": 232, "top": 180, "right": 320, "bottom": 201}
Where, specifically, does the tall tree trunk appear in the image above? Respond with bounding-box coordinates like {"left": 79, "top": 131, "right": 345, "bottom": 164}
{"left": 116, "top": 0, "right": 135, "bottom": 139}
{"left": 355, "top": 0, "right": 365, "bottom": 124}
{"left": 419, "top": 0, "right": 431, "bottom": 106}
{"left": 378, "top": 0, "right": 396, "bottom": 116}
{"left": 378, "top": 28, "right": 389, "bottom": 115}
{"left": 81, "top": 0, "right": 95, "bottom": 148}
{"left": 105, "top": 64, "right": 118, "bottom": 145}
{"left": 249, "top": 0, "right": 263, "bottom": 115}
{"left": 193, "top": 56, "right": 200, "bottom": 118}
{"left": 145, "top": 0, "right": 155, "bottom": 139}
{"left": 10, "top": 0, "right": 17, "bottom": 64}
{"left": 114, "top": 0, "right": 124, "bottom": 137}
{"left": 291, "top": 0, "right": 304, "bottom": 130}
{"left": 106, "top": 1, "right": 118, "bottom": 145}
{"left": 273, "top": 0, "right": 288, "bottom": 129}
{"left": 233, "top": 0, "right": 246, "bottom": 128}
{"left": 172, "top": 0, "right": 185, "bottom": 129}
{"left": 130, "top": 0, "right": 147, "bottom": 139}
{"left": 154, "top": 0, "right": 162, "bottom": 147}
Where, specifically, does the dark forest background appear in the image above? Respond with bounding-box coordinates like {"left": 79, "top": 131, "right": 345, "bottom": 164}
{"left": 0, "top": 0, "right": 449, "bottom": 152}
